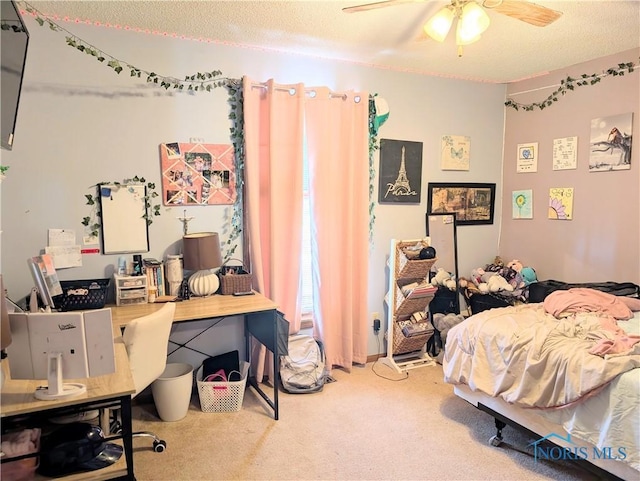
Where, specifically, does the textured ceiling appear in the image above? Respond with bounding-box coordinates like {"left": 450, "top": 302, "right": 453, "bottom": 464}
{"left": 26, "top": 0, "right": 640, "bottom": 83}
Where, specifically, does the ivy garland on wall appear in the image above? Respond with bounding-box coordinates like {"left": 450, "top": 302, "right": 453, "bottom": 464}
{"left": 20, "top": 1, "right": 230, "bottom": 92}
{"left": 223, "top": 79, "right": 245, "bottom": 262}
{"left": 505, "top": 60, "right": 638, "bottom": 111}
{"left": 368, "top": 96, "right": 379, "bottom": 242}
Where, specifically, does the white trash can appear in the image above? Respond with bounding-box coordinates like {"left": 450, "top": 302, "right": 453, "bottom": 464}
{"left": 151, "top": 363, "right": 194, "bottom": 422}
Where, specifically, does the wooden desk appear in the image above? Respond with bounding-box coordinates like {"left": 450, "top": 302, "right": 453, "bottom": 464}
{"left": 110, "top": 292, "right": 283, "bottom": 420}
{"left": 1, "top": 341, "right": 136, "bottom": 481}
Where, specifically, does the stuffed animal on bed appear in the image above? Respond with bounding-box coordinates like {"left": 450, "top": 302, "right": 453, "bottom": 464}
{"left": 487, "top": 274, "right": 514, "bottom": 293}
{"left": 521, "top": 267, "right": 538, "bottom": 286}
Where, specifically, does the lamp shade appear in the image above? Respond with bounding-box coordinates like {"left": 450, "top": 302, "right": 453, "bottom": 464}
{"left": 182, "top": 232, "right": 223, "bottom": 271}
{"left": 456, "top": 1, "right": 490, "bottom": 45}
{"left": 423, "top": 5, "right": 455, "bottom": 42}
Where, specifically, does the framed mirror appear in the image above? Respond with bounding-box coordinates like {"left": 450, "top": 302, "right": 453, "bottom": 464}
{"left": 426, "top": 212, "right": 459, "bottom": 312}
{"left": 99, "top": 183, "right": 150, "bottom": 254}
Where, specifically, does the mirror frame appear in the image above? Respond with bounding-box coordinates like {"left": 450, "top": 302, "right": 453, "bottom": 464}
{"left": 99, "top": 183, "right": 150, "bottom": 254}
{"left": 425, "top": 212, "right": 460, "bottom": 313}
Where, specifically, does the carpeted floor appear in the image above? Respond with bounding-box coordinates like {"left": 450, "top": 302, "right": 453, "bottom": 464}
{"left": 130, "top": 361, "right": 601, "bottom": 481}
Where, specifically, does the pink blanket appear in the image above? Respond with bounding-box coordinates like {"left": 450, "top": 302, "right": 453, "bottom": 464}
{"left": 543, "top": 288, "right": 633, "bottom": 319}
{"left": 543, "top": 288, "right": 640, "bottom": 355}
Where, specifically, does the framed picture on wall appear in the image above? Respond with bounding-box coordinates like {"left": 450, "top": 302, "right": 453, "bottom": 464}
{"left": 426, "top": 182, "right": 496, "bottom": 226}
{"left": 378, "top": 138, "right": 423, "bottom": 204}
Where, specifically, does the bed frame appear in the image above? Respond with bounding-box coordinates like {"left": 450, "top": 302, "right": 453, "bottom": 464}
{"left": 454, "top": 385, "right": 637, "bottom": 481}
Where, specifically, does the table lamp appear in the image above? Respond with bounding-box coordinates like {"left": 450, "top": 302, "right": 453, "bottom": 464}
{"left": 182, "top": 232, "right": 223, "bottom": 297}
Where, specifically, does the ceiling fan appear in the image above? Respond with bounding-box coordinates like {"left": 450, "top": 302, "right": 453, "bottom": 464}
{"left": 343, "top": 0, "right": 563, "bottom": 56}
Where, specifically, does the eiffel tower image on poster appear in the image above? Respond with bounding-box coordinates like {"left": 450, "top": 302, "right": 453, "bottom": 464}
{"left": 379, "top": 139, "right": 422, "bottom": 203}
{"left": 390, "top": 146, "right": 411, "bottom": 194}
{"left": 383, "top": 146, "right": 418, "bottom": 201}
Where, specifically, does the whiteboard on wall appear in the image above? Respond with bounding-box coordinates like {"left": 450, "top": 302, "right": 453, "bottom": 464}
{"left": 99, "top": 183, "right": 149, "bottom": 254}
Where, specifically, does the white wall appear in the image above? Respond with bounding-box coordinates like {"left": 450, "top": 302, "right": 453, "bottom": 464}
{"left": 0, "top": 19, "right": 506, "bottom": 362}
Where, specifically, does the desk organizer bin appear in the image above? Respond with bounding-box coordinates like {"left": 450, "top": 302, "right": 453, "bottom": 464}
{"left": 53, "top": 278, "right": 110, "bottom": 311}
{"left": 218, "top": 261, "right": 252, "bottom": 295}
{"left": 196, "top": 361, "right": 249, "bottom": 412}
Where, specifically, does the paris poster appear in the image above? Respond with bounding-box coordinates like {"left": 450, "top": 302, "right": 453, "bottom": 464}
{"left": 378, "top": 139, "right": 423, "bottom": 204}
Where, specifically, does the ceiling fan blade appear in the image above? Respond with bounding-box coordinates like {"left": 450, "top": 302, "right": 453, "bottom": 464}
{"left": 489, "top": 1, "right": 563, "bottom": 27}
{"left": 342, "top": 0, "right": 423, "bottom": 14}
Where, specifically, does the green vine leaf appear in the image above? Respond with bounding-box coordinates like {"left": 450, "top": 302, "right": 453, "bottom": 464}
{"left": 505, "top": 57, "right": 639, "bottom": 111}
{"left": 21, "top": 1, "right": 230, "bottom": 93}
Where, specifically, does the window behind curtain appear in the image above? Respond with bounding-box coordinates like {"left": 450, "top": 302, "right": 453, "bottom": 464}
{"left": 300, "top": 147, "right": 314, "bottom": 322}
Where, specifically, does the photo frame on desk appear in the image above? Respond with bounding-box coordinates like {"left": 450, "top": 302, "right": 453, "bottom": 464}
{"left": 426, "top": 182, "right": 496, "bottom": 226}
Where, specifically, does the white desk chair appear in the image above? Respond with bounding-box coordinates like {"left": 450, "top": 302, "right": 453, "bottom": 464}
{"left": 110, "top": 302, "right": 176, "bottom": 452}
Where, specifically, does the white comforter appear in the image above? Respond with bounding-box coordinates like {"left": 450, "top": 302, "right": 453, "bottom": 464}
{"left": 442, "top": 303, "right": 640, "bottom": 408}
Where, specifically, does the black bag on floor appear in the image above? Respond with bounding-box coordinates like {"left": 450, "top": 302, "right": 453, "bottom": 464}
{"left": 529, "top": 280, "right": 640, "bottom": 303}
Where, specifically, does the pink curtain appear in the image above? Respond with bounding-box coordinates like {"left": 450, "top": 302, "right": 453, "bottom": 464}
{"left": 243, "top": 77, "right": 304, "bottom": 382}
{"left": 305, "top": 88, "right": 370, "bottom": 370}
{"left": 243, "top": 77, "right": 369, "bottom": 379}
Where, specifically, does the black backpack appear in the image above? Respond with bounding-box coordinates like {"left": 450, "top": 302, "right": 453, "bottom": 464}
{"left": 528, "top": 280, "right": 640, "bottom": 303}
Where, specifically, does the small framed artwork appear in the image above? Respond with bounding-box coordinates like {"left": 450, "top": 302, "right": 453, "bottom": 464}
{"left": 512, "top": 189, "right": 533, "bottom": 219}
{"left": 517, "top": 142, "right": 538, "bottom": 173}
{"left": 378, "top": 138, "right": 423, "bottom": 204}
{"left": 441, "top": 135, "right": 470, "bottom": 171}
{"left": 426, "top": 182, "right": 496, "bottom": 226}
{"left": 548, "top": 187, "right": 574, "bottom": 220}
{"left": 160, "top": 142, "right": 236, "bottom": 206}
{"left": 589, "top": 112, "right": 633, "bottom": 172}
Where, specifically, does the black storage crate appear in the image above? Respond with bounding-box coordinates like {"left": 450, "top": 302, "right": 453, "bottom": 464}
{"left": 53, "top": 278, "right": 110, "bottom": 311}
{"left": 468, "top": 293, "right": 512, "bottom": 315}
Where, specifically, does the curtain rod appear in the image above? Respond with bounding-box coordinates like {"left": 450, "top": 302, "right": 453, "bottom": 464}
{"left": 250, "top": 82, "right": 349, "bottom": 100}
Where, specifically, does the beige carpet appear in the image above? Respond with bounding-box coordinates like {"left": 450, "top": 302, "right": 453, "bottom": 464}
{"left": 130, "top": 361, "right": 600, "bottom": 481}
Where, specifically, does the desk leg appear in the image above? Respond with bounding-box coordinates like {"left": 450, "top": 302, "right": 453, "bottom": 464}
{"left": 271, "top": 309, "right": 279, "bottom": 420}
{"left": 245, "top": 309, "right": 280, "bottom": 420}
{"left": 120, "top": 394, "right": 135, "bottom": 480}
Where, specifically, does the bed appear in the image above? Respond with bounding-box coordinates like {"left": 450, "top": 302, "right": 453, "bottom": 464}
{"left": 443, "top": 287, "right": 640, "bottom": 480}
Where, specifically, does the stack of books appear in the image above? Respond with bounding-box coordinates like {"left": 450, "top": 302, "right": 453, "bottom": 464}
{"left": 143, "top": 258, "right": 165, "bottom": 297}
{"left": 404, "top": 282, "right": 437, "bottom": 299}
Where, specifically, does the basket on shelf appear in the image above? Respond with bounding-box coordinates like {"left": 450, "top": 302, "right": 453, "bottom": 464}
{"left": 390, "top": 319, "right": 434, "bottom": 355}
{"left": 395, "top": 240, "right": 437, "bottom": 279}
{"left": 218, "top": 260, "right": 252, "bottom": 295}
{"left": 53, "top": 278, "right": 110, "bottom": 311}
{"left": 196, "top": 361, "right": 249, "bottom": 412}
{"left": 394, "top": 282, "right": 436, "bottom": 320}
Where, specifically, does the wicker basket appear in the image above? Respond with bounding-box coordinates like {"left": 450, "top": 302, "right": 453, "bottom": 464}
{"left": 218, "top": 260, "right": 252, "bottom": 295}
{"left": 196, "top": 361, "right": 249, "bottom": 412}
{"left": 395, "top": 240, "right": 437, "bottom": 279}
{"left": 391, "top": 320, "right": 433, "bottom": 355}
{"left": 395, "top": 284, "right": 435, "bottom": 320}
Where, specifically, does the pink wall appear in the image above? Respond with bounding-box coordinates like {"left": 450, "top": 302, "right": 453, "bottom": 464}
{"left": 500, "top": 49, "right": 639, "bottom": 284}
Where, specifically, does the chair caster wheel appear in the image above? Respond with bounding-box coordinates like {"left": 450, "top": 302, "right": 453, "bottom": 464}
{"left": 153, "top": 440, "right": 167, "bottom": 453}
{"left": 490, "top": 435, "right": 502, "bottom": 447}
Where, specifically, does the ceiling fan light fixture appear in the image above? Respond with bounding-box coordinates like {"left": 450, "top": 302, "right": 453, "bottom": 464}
{"left": 457, "top": 1, "right": 490, "bottom": 44}
{"left": 423, "top": 5, "right": 454, "bottom": 42}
